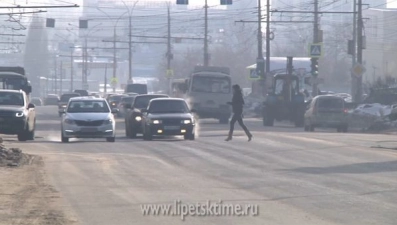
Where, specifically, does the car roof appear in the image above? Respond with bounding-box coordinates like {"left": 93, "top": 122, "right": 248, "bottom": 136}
{"left": 0, "top": 89, "right": 23, "bottom": 93}
{"left": 314, "top": 95, "right": 344, "bottom": 100}
{"left": 69, "top": 96, "right": 105, "bottom": 101}
{"left": 136, "top": 94, "right": 169, "bottom": 98}
{"left": 150, "top": 97, "right": 184, "bottom": 102}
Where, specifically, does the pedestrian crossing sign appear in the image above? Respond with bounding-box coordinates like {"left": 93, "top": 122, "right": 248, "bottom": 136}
{"left": 110, "top": 77, "right": 118, "bottom": 85}
{"left": 249, "top": 69, "right": 260, "bottom": 80}
{"left": 166, "top": 69, "right": 174, "bottom": 78}
{"left": 309, "top": 44, "right": 322, "bottom": 58}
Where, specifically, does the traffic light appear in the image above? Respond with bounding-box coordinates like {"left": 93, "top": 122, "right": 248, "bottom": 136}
{"left": 220, "top": 0, "right": 232, "bottom": 5}
{"left": 176, "top": 0, "right": 188, "bottom": 4}
{"left": 311, "top": 58, "right": 318, "bottom": 76}
{"left": 46, "top": 18, "right": 55, "bottom": 28}
{"left": 79, "top": 19, "right": 88, "bottom": 29}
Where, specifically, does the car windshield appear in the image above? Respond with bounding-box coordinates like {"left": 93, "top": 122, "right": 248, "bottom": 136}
{"left": 134, "top": 96, "right": 167, "bottom": 109}
{"left": 191, "top": 75, "right": 230, "bottom": 93}
{"left": 109, "top": 95, "right": 123, "bottom": 102}
{"left": 67, "top": 100, "right": 110, "bottom": 113}
{"left": 149, "top": 100, "right": 189, "bottom": 113}
{"left": 121, "top": 97, "right": 134, "bottom": 103}
{"left": 60, "top": 94, "right": 79, "bottom": 102}
{"left": 0, "top": 92, "right": 24, "bottom": 106}
{"left": 317, "top": 98, "right": 344, "bottom": 108}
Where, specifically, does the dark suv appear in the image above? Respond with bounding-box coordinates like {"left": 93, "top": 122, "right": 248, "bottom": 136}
{"left": 124, "top": 94, "right": 168, "bottom": 138}
{"left": 0, "top": 90, "right": 36, "bottom": 141}
{"left": 58, "top": 93, "right": 80, "bottom": 116}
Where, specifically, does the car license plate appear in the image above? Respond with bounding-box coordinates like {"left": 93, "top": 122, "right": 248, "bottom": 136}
{"left": 81, "top": 128, "right": 97, "bottom": 132}
{"left": 164, "top": 126, "right": 179, "bottom": 130}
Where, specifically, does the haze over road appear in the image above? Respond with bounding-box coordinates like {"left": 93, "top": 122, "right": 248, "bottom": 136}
{"left": 4, "top": 106, "right": 397, "bottom": 225}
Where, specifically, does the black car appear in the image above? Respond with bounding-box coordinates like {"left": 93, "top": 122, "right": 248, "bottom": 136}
{"left": 125, "top": 94, "right": 168, "bottom": 138}
{"left": 0, "top": 90, "right": 36, "bottom": 141}
{"left": 141, "top": 98, "right": 195, "bottom": 140}
{"left": 73, "top": 89, "right": 89, "bottom": 96}
{"left": 58, "top": 93, "right": 80, "bottom": 116}
{"left": 44, "top": 94, "right": 59, "bottom": 105}
{"left": 107, "top": 94, "right": 126, "bottom": 109}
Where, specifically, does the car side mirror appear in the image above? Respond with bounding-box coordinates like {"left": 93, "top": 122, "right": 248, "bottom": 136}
{"left": 141, "top": 108, "right": 148, "bottom": 113}
{"left": 111, "top": 108, "right": 119, "bottom": 114}
{"left": 124, "top": 103, "right": 131, "bottom": 109}
{"left": 60, "top": 108, "right": 66, "bottom": 113}
{"left": 28, "top": 103, "right": 35, "bottom": 109}
{"left": 190, "top": 109, "right": 196, "bottom": 113}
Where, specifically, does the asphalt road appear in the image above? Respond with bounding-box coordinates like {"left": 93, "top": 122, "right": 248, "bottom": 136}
{"left": 4, "top": 106, "right": 397, "bottom": 225}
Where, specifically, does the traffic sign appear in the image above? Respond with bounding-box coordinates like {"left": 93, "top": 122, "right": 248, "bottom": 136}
{"left": 110, "top": 77, "right": 118, "bottom": 85}
{"left": 309, "top": 44, "right": 322, "bottom": 58}
{"left": 248, "top": 69, "right": 261, "bottom": 80}
{"left": 166, "top": 69, "right": 174, "bottom": 78}
{"left": 351, "top": 63, "right": 366, "bottom": 77}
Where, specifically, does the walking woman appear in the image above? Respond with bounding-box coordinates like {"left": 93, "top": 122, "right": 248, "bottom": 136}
{"left": 225, "top": 84, "right": 252, "bottom": 141}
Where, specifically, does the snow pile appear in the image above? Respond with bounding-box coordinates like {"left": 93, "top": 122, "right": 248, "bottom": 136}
{"left": 351, "top": 103, "right": 392, "bottom": 117}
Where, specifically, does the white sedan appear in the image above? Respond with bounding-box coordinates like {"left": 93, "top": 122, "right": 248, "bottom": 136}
{"left": 60, "top": 96, "right": 118, "bottom": 143}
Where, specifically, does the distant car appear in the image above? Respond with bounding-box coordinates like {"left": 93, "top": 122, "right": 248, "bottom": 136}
{"left": 117, "top": 96, "right": 136, "bottom": 117}
{"left": 124, "top": 83, "right": 147, "bottom": 94}
{"left": 73, "top": 89, "right": 89, "bottom": 96}
{"left": 107, "top": 94, "right": 126, "bottom": 109}
{"left": 141, "top": 98, "right": 195, "bottom": 140}
{"left": 0, "top": 90, "right": 36, "bottom": 141}
{"left": 30, "top": 97, "right": 43, "bottom": 106}
{"left": 304, "top": 95, "right": 348, "bottom": 132}
{"left": 44, "top": 94, "right": 59, "bottom": 105}
{"left": 125, "top": 94, "right": 169, "bottom": 138}
{"left": 60, "top": 96, "right": 118, "bottom": 143}
{"left": 58, "top": 93, "right": 80, "bottom": 116}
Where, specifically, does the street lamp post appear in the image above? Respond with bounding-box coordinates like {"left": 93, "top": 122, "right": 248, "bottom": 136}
{"left": 97, "top": 8, "right": 128, "bottom": 93}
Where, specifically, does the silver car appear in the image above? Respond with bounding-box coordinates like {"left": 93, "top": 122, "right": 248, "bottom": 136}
{"left": 60, "top": 96, "right": 118, "bottom": 143}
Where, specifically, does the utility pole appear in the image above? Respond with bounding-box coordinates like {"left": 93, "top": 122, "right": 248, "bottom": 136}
{"left": 312, "top": 0, "right": 319, "bottom": 97}
{"left": 113, "top": 27, "right": 117, "bottom": 93}
{"left": 265, "top": 0, "right": 270, "bottom": 94}
{"left": 256, "top": 0, "right": 265, "bottom": 96}
{"left": 128, "top": 15, "right": 133, "bottom": 84}
{"left": 70, "top": 49, "right": 74, "bottom": 92}
{"left": 59, "top": 61, "right": 63, "bottom": 95}
{"left": 54, "top": 56, "right": 57, "bottom": 94}
{"left": 356, "top": 0, "right": 363, "bottom": 103}
{"left": 351, "top": 0, "right": 357, "bottom": 102}
{"left": 83, "top": 37, "right": 89, "bottom": 90}
{"left": 204, "top": 0, "right": 209, "bottom": 66}
{"left": 167, "top": 4, "right": 172, "bottom": 95}
{"left": 104, "top": 64, "right": 108, "bottom": 94}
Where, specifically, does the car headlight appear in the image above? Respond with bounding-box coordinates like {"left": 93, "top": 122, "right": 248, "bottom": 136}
{"left": 15, "top": 112, "right": 24, "bottom": 117}
{"left": 62, "top": 105, "right": 67, "bottom": 108}
{"left": 64, "top": 119, "right": 74, "bottom": 124}
{"left": 182, "top": 119, "right": 191, "bottom": 124}
{"left": 103, "top": 119, "right": 113, "bottom": 125}
{"left": 111, "top": 102, "right": 116, "bottom": 106}
{"left": 135, "top": 116, "right": 142, "bottom": 121}
{"left": 152, "top": 119, "right": 161, "bottom": 124}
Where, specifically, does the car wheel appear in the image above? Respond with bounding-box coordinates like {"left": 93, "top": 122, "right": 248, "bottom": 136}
{"left": 184, "top": 133, "right": 195, "bottom": 140}
{"left": 304, "top": 125, "right": 309, "bottom": 131}
{"left": 309, "top": 125, "right": 315, "bottom": 132}
{"left": 342, "top": 125, "right": 348, "bottom": 133}
{"left": 17, "top": 124, "right": 29, "bottom": 141}
{"left": 106, "top": 137, "right": 116, "bottom": 142}
{"left": 27, "top": 127, "right": 35, "bottom": 140}
{"left": 125, "top": 123, "right": 130, "bottom": 137}
{"left": 143, "top": 128, "right": 152, "bottom": 141}
{"left": 61, "top": 132, "right": 69, "bottom": 143}
{"left": 130, "top": 129, "right": 137, "bottom": 138}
